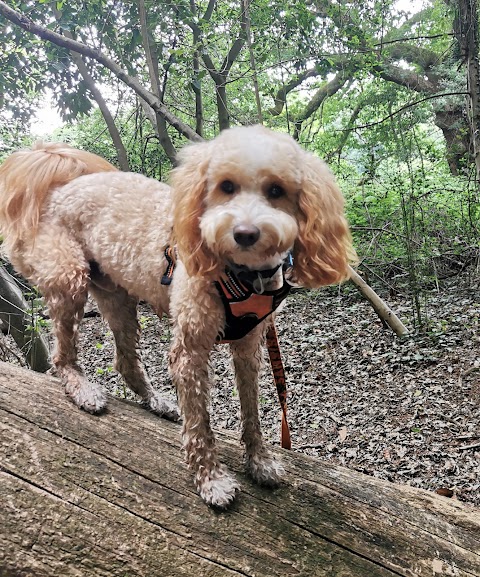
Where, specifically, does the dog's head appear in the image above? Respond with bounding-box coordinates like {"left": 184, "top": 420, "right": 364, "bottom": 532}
{"left": 171, "top": 125, "right": 355, "bottom": 287}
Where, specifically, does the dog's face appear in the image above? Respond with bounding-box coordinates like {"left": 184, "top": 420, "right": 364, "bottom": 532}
{"left": 171, "top": 125, "right": 354, "bottom": 287}
{"left": 199, "top": 130, "right": 302, "bottom": 271}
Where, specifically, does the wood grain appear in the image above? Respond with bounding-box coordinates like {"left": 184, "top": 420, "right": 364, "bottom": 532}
{"left": 0, "top": 362, "right": 479, "bottom": 577}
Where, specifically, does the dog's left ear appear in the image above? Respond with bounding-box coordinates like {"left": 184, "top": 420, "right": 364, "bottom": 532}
{"left": 291, "top": 151, "right": 356, "bottom": 288}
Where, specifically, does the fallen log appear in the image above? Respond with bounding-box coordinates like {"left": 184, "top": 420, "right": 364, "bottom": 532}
{"left": 0, "top": 362, "right": 479, "bottom": 577}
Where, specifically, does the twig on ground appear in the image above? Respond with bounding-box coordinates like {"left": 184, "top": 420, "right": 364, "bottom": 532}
{"left": 458, "top": 442, "right": 480, "bottom": 451}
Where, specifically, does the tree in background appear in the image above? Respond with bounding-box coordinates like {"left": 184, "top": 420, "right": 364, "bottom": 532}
{"left": 0, "top": 1, "right": 470, "bottom": 163}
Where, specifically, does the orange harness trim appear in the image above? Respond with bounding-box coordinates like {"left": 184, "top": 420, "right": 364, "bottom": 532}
{"left": 215, "top": 269, "right": 291, "bottom": 342}
{"left": 161, "top": 246, "right": 177, "bottom": 285}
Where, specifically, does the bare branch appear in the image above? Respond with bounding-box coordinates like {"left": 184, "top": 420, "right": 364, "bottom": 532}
{"left": 375, "top": 33, "right": 455, "bottom": 48}
{"left": 0, "top": 1, "right": 201, "bottom": 142}
{"left": 351, "top": 92, "right": 470, "bottom": 131}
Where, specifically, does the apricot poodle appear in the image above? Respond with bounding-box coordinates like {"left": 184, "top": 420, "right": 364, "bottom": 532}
{"left": 0, "top": 125, "right": 353, "bottom": 507}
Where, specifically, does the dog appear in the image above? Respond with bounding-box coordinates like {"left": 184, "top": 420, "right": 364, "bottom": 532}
{"left": 0, "top": 125, "right": 354, "bottom": 507}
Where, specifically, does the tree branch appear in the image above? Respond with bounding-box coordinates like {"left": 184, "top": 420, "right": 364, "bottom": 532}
{"left": 203, "top": 0, "right": 216, "bottom": 22}
{"left": 268, "top": 68, "right": 321, "bottom": 116}
{"left": 326, "top": 102, "right": 362, "bottom": 161}
{"left": 242, "top": 0, "right": 262, "bottom": 123}
{"left": 293, "top": 70, "right": 352, "bottom": 139}
{"left": 348, "top": 267, "right": 409, "bottom": 336}
{"left": 220, "top": 0, "right": 247, "bottom": 75}
{"left": 52, "top": 7, "right": 130, "bottom": 170}
{"left": 72, "top": 52, "right": 131, "bottom": 170}
{"left": 0, "top": 1, "right": 201, "bottom": 142}
{"left": 350, "top": 92, "right": 470, "bottom": 131}
{"left": 375, "top": 33, "right": 455, "bottom": 49}
{"left": 189, "top": 0, "right": 204, "bottom": 136}
{"left": 376, "top": 64, "right": 439, "bottom": 93}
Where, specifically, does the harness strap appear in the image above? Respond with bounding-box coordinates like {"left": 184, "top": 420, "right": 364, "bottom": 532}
{"left": 161, "top": 246, "right": 177, "bottom": 286}
{"left": 266, "top": 323, "right": 291, "bottom": 450}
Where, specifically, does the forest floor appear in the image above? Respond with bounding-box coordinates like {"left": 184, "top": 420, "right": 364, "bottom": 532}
{"left": 73, "top": 270, "right": 480, "bottom": 508}
{"left": 6, "top": 271, "right": 479, "bottom": 507}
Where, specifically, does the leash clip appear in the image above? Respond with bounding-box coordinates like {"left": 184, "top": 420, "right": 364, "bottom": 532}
{"left": 252, "top": 273, "right": 266, "bottom": 294}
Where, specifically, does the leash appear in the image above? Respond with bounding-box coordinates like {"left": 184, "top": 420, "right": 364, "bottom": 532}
{"left": 266, "top": 323, "right": 291, "bottom": 450}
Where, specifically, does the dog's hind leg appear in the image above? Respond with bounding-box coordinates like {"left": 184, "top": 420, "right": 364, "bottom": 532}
{"left": 45, "top": 267, "right": 107, "bottom": 414}
{"left": 89, "top": 283, "right": 179, "bottom": 421}
{"left": 230, "top": 323, "right": 284, "bottom": 487}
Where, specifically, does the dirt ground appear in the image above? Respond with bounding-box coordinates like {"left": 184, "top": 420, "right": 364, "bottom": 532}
{"left": 67, "top": 273, "right": 480, "bottom": 509}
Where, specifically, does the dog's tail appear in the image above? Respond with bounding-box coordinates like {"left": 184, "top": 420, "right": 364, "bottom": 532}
{"left": 0, "top": 141, "right": 118, "bottom": 248}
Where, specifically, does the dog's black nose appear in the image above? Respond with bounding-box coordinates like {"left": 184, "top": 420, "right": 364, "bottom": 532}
{"left": 233, "top": 225, "right": 260, "bottom": 247}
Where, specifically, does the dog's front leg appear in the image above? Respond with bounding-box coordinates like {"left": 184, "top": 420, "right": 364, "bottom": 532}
{"left": 230, "top": 323, "right": 284, "bottom": 487}
{"left": 169, "top": 273, "right": 239, "bottom": 508}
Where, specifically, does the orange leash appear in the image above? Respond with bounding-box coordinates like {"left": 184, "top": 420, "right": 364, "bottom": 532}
{"left": 266, "top": 323, "right": 291, "bottom": 450}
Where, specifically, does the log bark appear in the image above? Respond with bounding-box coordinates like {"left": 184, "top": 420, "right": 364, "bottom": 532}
{"left": 348, "top": 266, "right": 409, "bottom": 336}
{"left": 1, "top": 362, "right": 479, "bottom": 577}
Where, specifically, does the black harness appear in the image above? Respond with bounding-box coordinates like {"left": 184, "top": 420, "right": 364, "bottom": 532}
{"left": 161, "top": 246, "right": 292, "bottom": 342}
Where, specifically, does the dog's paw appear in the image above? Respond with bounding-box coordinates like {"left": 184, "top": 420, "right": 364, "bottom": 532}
{"left": 64, "top": 375, "right": 107, "bottom": 414}
{"left": 246, "top": 453, "right": 284, "bottom": 487}
{"left": 197, "top": 468, "right": 240, "bottom": 508}
{"left": 143, "top": 392, "right": 181, "bottom": 422}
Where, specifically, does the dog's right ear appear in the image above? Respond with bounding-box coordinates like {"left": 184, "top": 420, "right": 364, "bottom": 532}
{"left": 170, "top": 141, "right": 220, "bottom": 278}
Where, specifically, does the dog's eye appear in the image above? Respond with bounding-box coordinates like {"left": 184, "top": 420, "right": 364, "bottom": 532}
{"left": 220, "top": 180, "right": 236, "bottom": 194}
{"left": 267, "top": 184, "right": 285, "bottom": 199}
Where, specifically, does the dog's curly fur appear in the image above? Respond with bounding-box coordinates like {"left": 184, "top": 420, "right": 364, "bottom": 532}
{"left": 0, "top": 125, "right": 354, "bottom": 507}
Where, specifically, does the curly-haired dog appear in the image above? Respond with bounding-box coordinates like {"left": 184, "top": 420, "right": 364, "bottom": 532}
{"left": 0, "top": 125, "right": 353, "bottom": 507}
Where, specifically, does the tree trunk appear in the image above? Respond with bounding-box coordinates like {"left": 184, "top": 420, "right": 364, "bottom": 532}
{"left": 215, "top": 78, "right": 230, "bottom": 130}
{"left": 71, "top": 53, "right": 131, "bottom": 171}
{"left": 138, "top": 0, "right": 177, "bottom": 165}
{"left": 434, "top": 108, "right": 469, "bottom": 175}
{"left": 464, "top": 0, "right": 480, "bottom": 182}
{"left": 243, "top": 0, "right": 263, "bottom": 124}
{"left": 1, "top": 362, "right": 479, "bottom": 577}
{"left": 0, "top": 267, "right": 50, "bottom": 372}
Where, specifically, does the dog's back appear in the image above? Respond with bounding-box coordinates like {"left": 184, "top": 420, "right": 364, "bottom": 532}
{"left": 45, "top": 170, "right": 173, "bottom": 303}
{"left": 0, "top": 143, "right": 180, "bottom": 421}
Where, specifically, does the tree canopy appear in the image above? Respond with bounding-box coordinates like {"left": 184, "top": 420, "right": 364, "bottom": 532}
{"left": 0, "top": 1, "right": 468, "bottom": 159}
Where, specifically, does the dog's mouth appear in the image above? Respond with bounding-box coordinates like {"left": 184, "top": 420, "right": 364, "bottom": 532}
{"left": 225, "top": 235, "right": 292, "bottom": 272}
{"left": 226, "top": 252, "right": 293, "bottom": 293}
